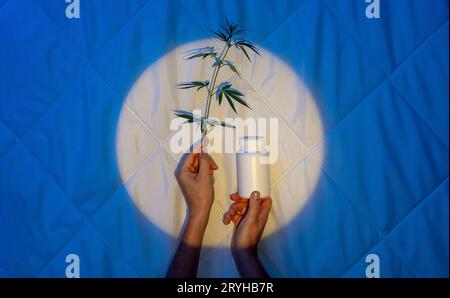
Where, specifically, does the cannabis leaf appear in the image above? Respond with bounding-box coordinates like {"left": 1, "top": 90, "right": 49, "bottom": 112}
{"left": 216, "top": 83, "right": 250, "bottom": 114}
{"left": 173, "top": 110, "right": 235, "bottom": 128}
{"left": 177, "top": 80, "right": 210, "bottom": 91}
{"left": 211, "top": 18, "right": 247, "bottom": 42}
{"left": 174, "top": 19, "right": 258, "bottom": 138}
{"left": 234, "top": 40, "right": 260, "bottom": 62}
{"left": 204, "top": 118, "right": 236, "bottom": 128}
{"left": 210, "top": 30, "right": 228, "bottom": 42}
{"left": 216, "top": 82, "right": 232, "bottom": 106}
{"left": 222, "top": 60, "right": 240, "bottom": 76}
{"left": 173, "top": 110, "right": 199, "bottom": 123}
{"left": 184, "top": 47, "right": 217, "bottom": 60}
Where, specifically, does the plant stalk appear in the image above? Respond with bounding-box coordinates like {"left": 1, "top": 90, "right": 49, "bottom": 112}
{"left": 201, "top": 41, "right": 232, "bottom": 148}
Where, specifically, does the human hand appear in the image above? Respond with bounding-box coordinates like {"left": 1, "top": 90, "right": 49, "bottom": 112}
{"left": 168, "top": 142, "right": 218, "bottom": 278}
{"left": 175, "top": 141, "right": 218, "bottom": 223}
{"left": 223, "top": 191, "right": 272, "bottom": 256}
{"left": 223, "top": 191, "right": 271, "bottom": 278}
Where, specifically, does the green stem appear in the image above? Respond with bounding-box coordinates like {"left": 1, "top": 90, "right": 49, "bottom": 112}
{"left": 202, "top": 42, "right": 231, "bottom": 141}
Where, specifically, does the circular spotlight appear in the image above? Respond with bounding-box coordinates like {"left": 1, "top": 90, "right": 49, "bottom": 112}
{"left": 116, "top": 39, "right": 324, "bottom": 245}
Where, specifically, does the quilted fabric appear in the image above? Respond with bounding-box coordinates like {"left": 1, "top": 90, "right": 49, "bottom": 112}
{"left": 0, "top": 0, "right": 448, "bottom": 277}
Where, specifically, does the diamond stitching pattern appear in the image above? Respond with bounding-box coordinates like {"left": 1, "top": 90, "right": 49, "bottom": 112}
{"left": 0, "top": 0, "right": 447, "bottom": 277}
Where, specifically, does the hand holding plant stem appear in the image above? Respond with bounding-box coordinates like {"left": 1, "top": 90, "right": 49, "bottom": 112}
{"left": 174, "top": 19, "right": 260, "bottom": 150}
{"left": 168, "top": 20, "right": 265, "bottom": 278}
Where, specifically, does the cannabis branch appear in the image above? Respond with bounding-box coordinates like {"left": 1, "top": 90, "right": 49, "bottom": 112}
{"left": 173, "top": 19, "right": 260, "bottom": 141}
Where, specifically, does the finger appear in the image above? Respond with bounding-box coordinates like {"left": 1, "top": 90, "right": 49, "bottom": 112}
{"left": 258, "top": 197, "right": 272, "bottom": 229}
{"left": 189, "top": 154, "right": 199, "bottom": 173}
{"left": 207, "top": 155, "right": 219, "bottom": 170}
{"left": 198, "top": 153, "right": 212, "bottom": 179}
{"left": 223, "top": 211, "right": 231, "bottom": 225}
{"left": 231, "top": 213, "right": 241, "bottom": 224}
{"left": 192, "top": 155, "right": 199, "bottom": 171}
{"left": 226, "top": 200, "right": 248, "bottom": 225}
{"left": 246, "top": 191, "right": 261, "bottom": 220}
{"left": 230, "top": 201, "right": 248, "bottom": 215}
{"left": 223, "top": 216, "right": 231, "bottom": 225}
{"left": 259, "top": 197, "right": 272, "bottom": 219}
{"left": 194, "top": 139, "right": 215, "bottom": 172}
{"left": 178, "top": 152, "right": 199, "bottom": 174}
{"left": 229, "top": 193, "right": 241, "bottom": 202}
{"left": 235, "top": 216, "right": 242, "bottom": 227}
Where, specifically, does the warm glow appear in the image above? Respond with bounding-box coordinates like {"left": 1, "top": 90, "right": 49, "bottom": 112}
{"left": 116, "top": 39, "right": 324, "bottom": 244}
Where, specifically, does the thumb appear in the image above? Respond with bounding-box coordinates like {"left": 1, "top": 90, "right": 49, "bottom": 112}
{"left": 198, "top": 153, "right": 211, "bottom": 178}
{"left": 246, "top": 191, "right": 261, "bottom": 221}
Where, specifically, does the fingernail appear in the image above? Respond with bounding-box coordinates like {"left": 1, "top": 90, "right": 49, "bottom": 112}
{"left": 230, "top": 208, "right": 235, "bottom": 215}
{"left": 252, "top": 191, "right": 260, "bottom": 201}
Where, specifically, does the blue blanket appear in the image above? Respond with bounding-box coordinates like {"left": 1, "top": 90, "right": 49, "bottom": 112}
{"left": 0, "top": 0, "right": 448, "bottom": 277}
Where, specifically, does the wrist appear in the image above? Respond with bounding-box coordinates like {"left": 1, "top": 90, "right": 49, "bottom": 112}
{"left": 232, "top": 246, "right": 258, "bottom": 263}
{"left": 232, "top": 247, "right": 268, "bottom": 278}
{"left": 188, "top": 210, "right": 210, "bottom": 227}
{"left": 188, "top": 202, "right": 212, "bottom": 220}
{"left": 181, "top": 212, "right": 209, "bottom": 248}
